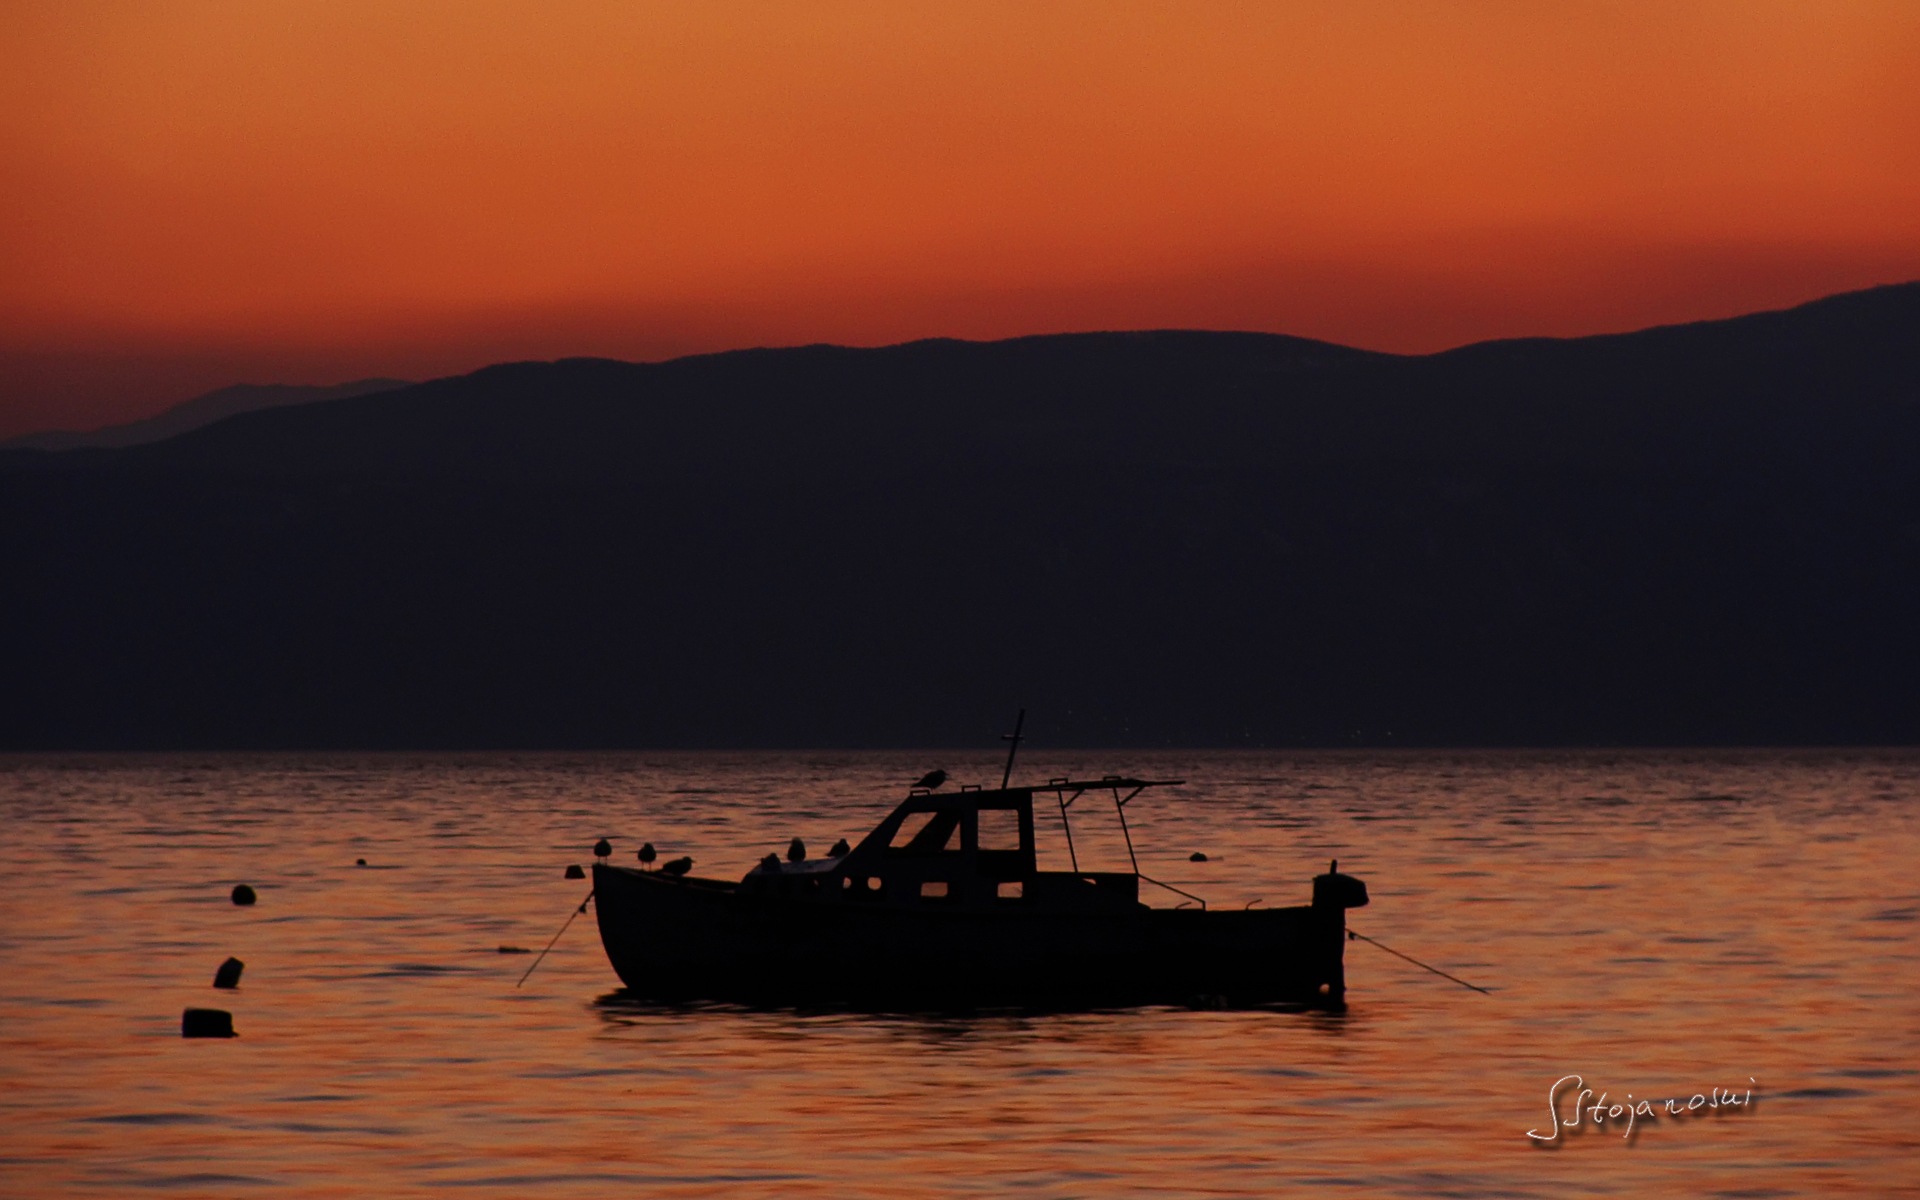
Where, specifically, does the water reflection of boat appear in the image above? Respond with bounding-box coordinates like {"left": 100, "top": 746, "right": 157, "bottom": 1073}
{"left": 593, "top": 770, "right": 1369, "bottom": 1009}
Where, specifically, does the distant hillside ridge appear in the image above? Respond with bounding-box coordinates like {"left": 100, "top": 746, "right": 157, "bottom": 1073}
{"left": 2, "top": 281, "right": 1916, "bottom": 748}
{"left": 2, "top": 378, "right": 411, "bottom": 451}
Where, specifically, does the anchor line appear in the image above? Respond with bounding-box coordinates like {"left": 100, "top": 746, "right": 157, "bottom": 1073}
{"left": 1347, "top": 928, "right": 1492, "bottom": 994}
{"left": 517, "top": 889, "right": 594, "bottom": 988}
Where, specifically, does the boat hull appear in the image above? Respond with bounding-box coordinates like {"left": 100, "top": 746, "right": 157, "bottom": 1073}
{"left": 592, "top": 864, "right": 1348, "bottom": 1009}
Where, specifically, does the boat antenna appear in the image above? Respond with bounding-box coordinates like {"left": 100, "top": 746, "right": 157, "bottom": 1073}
{"left": 1000, "top": 708, "right": 1026, "bottom": 788}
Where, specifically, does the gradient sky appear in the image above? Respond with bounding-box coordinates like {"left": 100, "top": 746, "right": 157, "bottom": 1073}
{"left": 4, "top": 1, "right": 1919, "bottom": 437}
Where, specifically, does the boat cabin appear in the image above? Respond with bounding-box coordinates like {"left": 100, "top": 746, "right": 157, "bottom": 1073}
{"left": 740, "top": 778, "right": 1193, "bottom": 912}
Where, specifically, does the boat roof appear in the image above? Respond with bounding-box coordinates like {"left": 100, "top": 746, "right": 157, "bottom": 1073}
{"left": 908, "top": 777, "right": 1185, "bottom": 800}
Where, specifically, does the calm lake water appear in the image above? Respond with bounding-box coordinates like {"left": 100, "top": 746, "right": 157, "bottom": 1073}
{"left": 1, "top": 749, "right": 1916, "bottom": 1197}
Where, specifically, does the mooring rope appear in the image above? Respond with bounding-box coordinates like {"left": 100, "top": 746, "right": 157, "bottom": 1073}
{"left": 1347, "top": 928, "right": 1492, "bottom": 994}
{"left": 517, "top": 889, "right": 593, "bottom": 988}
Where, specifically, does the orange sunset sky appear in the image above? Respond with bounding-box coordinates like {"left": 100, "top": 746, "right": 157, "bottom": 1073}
{"left": 3, "top": 1, "right": 1919, "bottom": 439}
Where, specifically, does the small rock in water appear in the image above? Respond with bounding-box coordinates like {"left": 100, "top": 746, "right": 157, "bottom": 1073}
{"left": 230, "top": 884, "right": 257, "bottom": 905}
{"left": 564, "top": 864, "right": 586, "bottom": 880}
{"left": 213, "top": 957, "right": 245, "bottom": 989}
{"left": 1189, "top": 852, "right": 1210, "bottom": 863}
{"left": 182, "top": 1007, "right": 235, "bottom": 1038}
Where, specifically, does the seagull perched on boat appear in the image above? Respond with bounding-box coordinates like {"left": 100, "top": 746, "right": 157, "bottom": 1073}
{"left": 787, "top": 837, "right": 806, "bottom": 863}
{"left": 759, "top": 852, "right": 783, "bottom": 873}
{"left": 827, "top": 838, "right": 850, "bottom": 858}
{"left": 593, "top": 838, "right": 612, "bottom": 861}
{"left": 637, "top": 842, "right": 656, "bottom": 868}
{"left": 660, "top": 856, "right": 693, "bottom": 877}
{"left": 914, "top": 769, "right": 948, "bottom": 791}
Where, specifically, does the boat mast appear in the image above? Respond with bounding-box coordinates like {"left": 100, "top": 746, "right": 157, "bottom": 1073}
{"left": 1000, "top": 707, "right": 1026, "bottom": 789}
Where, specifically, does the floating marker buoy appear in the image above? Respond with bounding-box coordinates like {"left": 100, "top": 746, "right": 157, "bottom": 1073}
{"left": 213, "top": 957, "right": 244, "bottom": 989}
{"left": 356, "top": 858, "right": 367, "bottom": 867}
{"left": 182, "top": 1008, "right": 235, "bottom": 1038}
{"left": 564, "top": 864, "right": 586, "bottom": 880}
{"left": 1189, "top": 852, "right": 1209, "bottom": 863}
{"left": 230, "top": 884, "right": 257, "bottom": 905}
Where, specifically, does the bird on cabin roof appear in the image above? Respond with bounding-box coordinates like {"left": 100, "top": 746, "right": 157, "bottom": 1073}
{"left": 788, "top": 837, "right": 807, "bottom": 863}
{"left": 660, "top": 856, "right": 693, "bottom": 877}
{"left": 828, "top": 837, "right": 851, "bottom": 858}
{"left": 759, "top": 853, "right": 782, "bottom": 873}
{"left": 637, "top": 842, "right": 656, "bottom": 867}
{"left": 914, "top": 769, "right": 948, "bottom": 791}
{"left": 593, "top": 838, "right": 612, "bottom": 860}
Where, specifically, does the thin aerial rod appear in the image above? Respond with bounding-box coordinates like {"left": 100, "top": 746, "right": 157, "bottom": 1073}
{"left": 1000, "top": 708, "right": 1026, "bottom": 789}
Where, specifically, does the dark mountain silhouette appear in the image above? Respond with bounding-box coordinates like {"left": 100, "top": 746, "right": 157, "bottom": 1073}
{"left": 1, "top": 378, "right": 409, "bottom": 451}
{"left": 3, "top": 283, "right": 1917, "bottom": 749}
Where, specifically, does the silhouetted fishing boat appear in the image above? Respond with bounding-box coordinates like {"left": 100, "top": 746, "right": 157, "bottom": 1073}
{"left": 592, "top": 765, "right": 1368, "bottom": 1009}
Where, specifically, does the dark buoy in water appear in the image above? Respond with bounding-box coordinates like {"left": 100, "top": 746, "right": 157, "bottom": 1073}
{"left": 787, "top": 837, "right": 807, "bottom": 863}
{"left": 182, "top": 1008, "right": 235, "bottom": 1038}
{"left": 356, "top": 858, "right": 367, "bottom": 867}
{"left": 564, "top": 863, "right": 586, "bottom": 880}
{"left": 593, "top": 838, "right": 612, "bottom": 861}
{"left": 660, "top": 856, "right": 693, "bottom": 877}
{"left": 638, "top": 842, "right": 656, "bottom": 868}
{"left": 828, "top": 838, "right": 850, "bottom": 857}
{"left": 213, "top": 957, "right": 244, "bottom": 989}
{"left": 1189, "top": 852, "right": 1209, "bottom": 862}
{"left": 230, "top": 884, "right": 256, "bottom": 906}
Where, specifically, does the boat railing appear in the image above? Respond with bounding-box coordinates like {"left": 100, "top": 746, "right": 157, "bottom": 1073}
{"left": 1136, "top": 871, "right": 1208, "bottom": 910}
{"left": 1038, "top": 776, "right": 1205, "bottom": 910}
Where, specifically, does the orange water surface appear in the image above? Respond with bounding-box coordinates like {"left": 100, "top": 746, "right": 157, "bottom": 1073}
{"left": 1, "top": 749, "right": 1916, "bottom": 1196}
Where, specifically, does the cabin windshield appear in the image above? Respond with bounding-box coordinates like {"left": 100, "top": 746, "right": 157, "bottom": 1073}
{"left": 888, "top": 810, "right": 960, "bottom": 855}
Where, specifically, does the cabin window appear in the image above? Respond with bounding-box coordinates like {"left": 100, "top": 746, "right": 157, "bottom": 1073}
{"left": 996, "top": 880, "right": 1023, "bottom": 900}
{"left": 889, "top": 810, "right": 959, "bottom": 854}
{"left": 977, "top": 807, "right": 1023, "bottom": 852}
{"left": 919, "top": 880, "right": 948, "bottom": 899}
